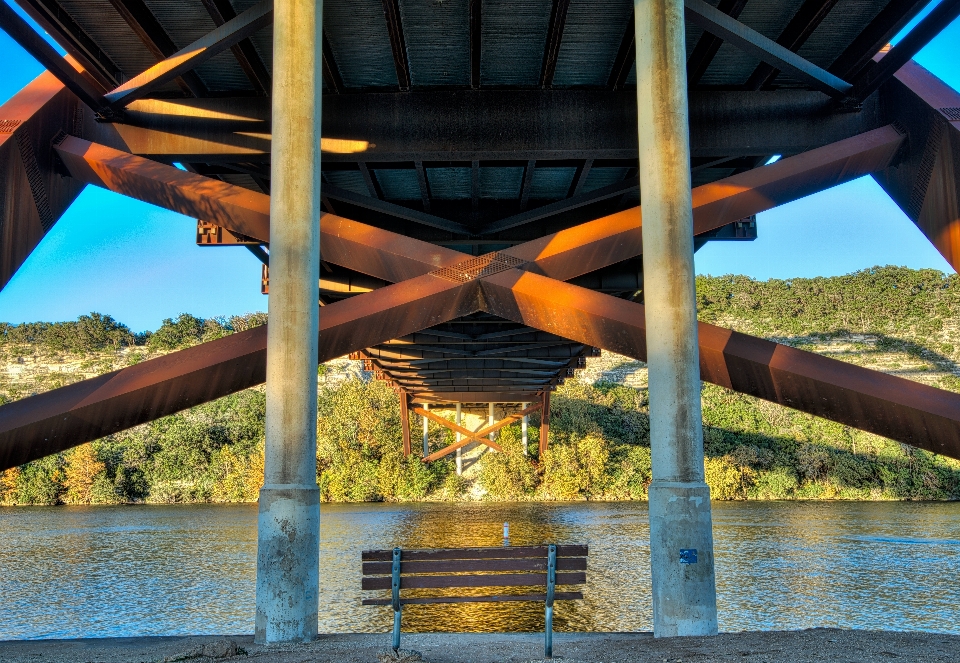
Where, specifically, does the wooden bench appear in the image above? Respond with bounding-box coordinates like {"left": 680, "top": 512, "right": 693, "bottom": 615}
{"left": 361, "top": 544, "right": 587, "bottom": 658}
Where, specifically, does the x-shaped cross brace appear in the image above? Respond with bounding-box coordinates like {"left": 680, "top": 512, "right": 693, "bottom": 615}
{"left": 416, "top": 401, "right": 544, "bottom": 461}
{"left": 5, "top": 123, "right": 960, "bottom": 473}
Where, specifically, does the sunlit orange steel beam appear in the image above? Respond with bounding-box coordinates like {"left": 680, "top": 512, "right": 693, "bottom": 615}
{"left": 104, "top": 0, "right": 273, "bottom": 109}
{"left": 506, "top": 125, "right": 905, "bottom": 281}
{"left": 319, "top": 214, "right": 465, "bottom": 283}
{"left": 9, "top": 126, "right": 958, "bottom": 472}
{"left": 0, "top": 71, "right": 88, "bottom": 291}
{"left": 54, "top": 135, "right": 271, "bottom": 241}
{"left": 53, "top": 136, "right": 463, "bottom": 283}
{"left": 421, "top": 435, "right": 502, "bottom": 463}
{"left": 479, "top": 270, "right": 960, "bottom": 461}
{"left": 417, "top": 407, "right": 505, "bottom": 461}
{"left": 0, "top": 275, "right": 481, "bottom": 471}
{"left": 873, "top": 61, "right": 960, "bottom": 271}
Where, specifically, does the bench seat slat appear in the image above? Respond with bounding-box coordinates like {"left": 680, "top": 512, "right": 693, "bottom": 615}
{"left": 362, "top": 571, "right": 586, "bottom": 590}
{"left": 362, "top": 557, "right": 587, "bottom": 575}
{"left": 361, "top": 591, "right": 584, "bottom": 606}
{"left": 361, "top": 545, "right": 587, "bottom": 562}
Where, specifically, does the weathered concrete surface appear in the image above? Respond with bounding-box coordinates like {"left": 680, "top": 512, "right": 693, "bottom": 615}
{"left": 634, "top": 0, "right": 718, "bottom": 637}
{"left": 255, "top": 0, "right": 322, "bottom": 645}
{"left": 0, "top": 630, "right": 957, "bottom": 663}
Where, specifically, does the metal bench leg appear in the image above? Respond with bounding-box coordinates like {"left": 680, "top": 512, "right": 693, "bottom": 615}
{"left": 392, "top": 547, "right": 402, "bottom": 652}
{"left": 393, "top": 608, "right": 402, "bottom": 652}
{"left": 545, "top": 544, "right": 556, "bottom": 659}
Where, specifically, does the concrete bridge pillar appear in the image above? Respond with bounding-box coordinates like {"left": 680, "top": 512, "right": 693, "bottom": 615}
{"left": 255, "top": 0, "right": 322, "bottom": 644}
{"left": 634, "top": 0, "right": 719, "bottom": 637}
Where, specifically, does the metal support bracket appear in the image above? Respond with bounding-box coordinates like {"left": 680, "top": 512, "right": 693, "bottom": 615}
{"left": 545, "top": 543, "right": 557, "bottom": 658}
{"left": 391, "top": 547, "right": 402, "bottom": 652}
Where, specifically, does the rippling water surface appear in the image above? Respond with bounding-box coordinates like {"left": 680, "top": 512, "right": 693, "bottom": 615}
{"left": 0, "top": 501, "right": 958, "bottom": 639}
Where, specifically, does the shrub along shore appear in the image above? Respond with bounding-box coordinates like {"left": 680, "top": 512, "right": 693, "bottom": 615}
{"left": 2, "top": 266, "right": 960, "bottom": 505}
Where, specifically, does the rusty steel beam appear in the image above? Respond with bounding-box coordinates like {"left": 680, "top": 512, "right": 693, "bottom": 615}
{"left": 503, "top": 125, "right": 905, "bottom": 280}
{"left": 479, "top": 270, "right": 960, "bottom": 461}
{"left": 0, "top": 71, "right": 88, "bottom": 292}
{"left": 14, "top": 0, "right": 123, "bottom": 89}
{"left": 0, "top": 2, "right": 108, "bottom": 112}
{"left": 828, "top": 0, "right": 927, "bottom": 80}
{"left": 317, "top": 214, "right": 465, "bottom": 283}
{"left": 321, "top": 183, "right": 471, "bottom": 234}
{"left": 199, "top": 0, "right": 272, "bottom": 95}
{"left": 683, "top": 0, "right": 852, "bottom": 98}
{"left": 89, "top": 96, "right": 272, "bottom": 161}
{"left": 104, "top": 0, "right": 273, "bottom": 109}
{"left": 873, "top": 61, "right": 960, "bottom": 270}
{"left": 317, "top": 275, "right": 481, "bottom": 363}
{"left": 686, "top": 0, "right": 749, "bottom": 86}
{"left": 0, "top": 272, "right": 482, "bottom": 470}
{"left": 6, "top": 117, "right": 959, "bottom": 468}
{"left": 54, "top": 135, "right": 271, "bottom": 242}
{"left": 88, "top": 89, "right": 882, "bottom": 163}
{"left": 412, "top": 392, "right": 544, "bottom": 404}
{"left": 851, "top": 0, "right": 960, "bottom": 103}
{"left": 107, "top": 0, "right": 208, "bottom": 98}
{"left": 744, "top": 0, "right": 840, "bottom": 91}
{"left": 417, "top": 407, "right": 504, "bottom": 461}
{"left": 422, "top": 436, "right": 500, "bottom": 463}
{"left": 416, "top": 405, "right": 509, "bottom": 444}
{"left": 0, "top": 327, "right": 268, "bottom": 471}
{"left": 53, "top": 138, "right": 464, "bottom": 282}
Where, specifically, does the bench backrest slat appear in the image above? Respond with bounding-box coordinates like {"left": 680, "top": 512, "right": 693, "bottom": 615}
{"left": 361, "top": 544, "right": 587, "bottom": 562}
{"left": 362, "top": 556, "right": 587, "bottom": 575}
{"left": 362, "top": 591, "right": 584, "bottom": 606}
{"left": 362, "top": 571, "right": 586, "bottom": 591}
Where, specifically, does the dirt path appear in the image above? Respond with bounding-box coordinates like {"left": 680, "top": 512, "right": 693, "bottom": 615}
{"left": 1, "top": 630, "right": 958, "bottom": 663}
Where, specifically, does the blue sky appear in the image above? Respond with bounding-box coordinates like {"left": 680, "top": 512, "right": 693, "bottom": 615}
{"left": 0, "top": 1, "right": 958, "bottom": 332}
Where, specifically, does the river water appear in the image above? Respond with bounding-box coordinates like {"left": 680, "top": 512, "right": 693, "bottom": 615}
{"left": 0, "top": 501, "right": 958, "bottom": 640}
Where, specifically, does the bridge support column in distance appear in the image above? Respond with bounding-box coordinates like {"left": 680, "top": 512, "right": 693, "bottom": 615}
{"left": 423, "top": 403, "right": 430, "bottom": 456}
{"left": 521, "top": 403, "right": 529, "bottom": 455}
{"left": 255, "top": 0, "right": 322, "bottom": 644}
{"left": 635, "top": 0, "right": 718, "bottom": 637}
{"left": 400, "top": 392, "right": 412, "bottom": 456}
{"left": 456, "top": 403, "right": 463, "bottom": 475}
{"left": 539, "top": 391, "right": 550, "bottom": 456}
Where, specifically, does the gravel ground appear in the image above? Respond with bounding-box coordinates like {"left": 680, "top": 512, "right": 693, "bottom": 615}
{"left": 0, "top": 630, "right": 958, "bottom": 663}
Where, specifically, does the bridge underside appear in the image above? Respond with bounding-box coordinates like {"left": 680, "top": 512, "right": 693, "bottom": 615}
{"left": 2, "top": 0, "right": 960, "bottom": 469}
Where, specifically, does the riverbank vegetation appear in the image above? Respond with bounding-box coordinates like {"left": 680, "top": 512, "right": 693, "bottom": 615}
{"left": 2, "top": 266, "right": 960, "bottom": 505}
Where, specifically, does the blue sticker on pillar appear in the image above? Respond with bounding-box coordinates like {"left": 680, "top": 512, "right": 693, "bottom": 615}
{"left": 679, "top": 549, "right": 697, "bottom": 564}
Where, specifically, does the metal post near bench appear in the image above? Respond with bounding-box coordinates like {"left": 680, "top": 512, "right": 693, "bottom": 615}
{"left": 545, "top": 543, "right": 557, "bottom": 658}
{"left": 391, "top": 547, "right": 401, "bottom": 652}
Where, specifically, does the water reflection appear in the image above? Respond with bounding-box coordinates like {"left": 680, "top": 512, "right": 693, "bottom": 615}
{"left": 0, "top": 501, "right": 957, "bottom": 639}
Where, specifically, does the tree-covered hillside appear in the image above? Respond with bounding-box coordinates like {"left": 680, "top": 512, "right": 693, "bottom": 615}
{"left": 1, "top": 266, "right": 959, "bottom": 505}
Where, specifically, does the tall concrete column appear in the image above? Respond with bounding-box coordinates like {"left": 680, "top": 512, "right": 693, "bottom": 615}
{"left": 255, "top": 0, "right": 322, "bottom": 645}
{"left": 634, "top": 0, "right": 718, "bottom": 637}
